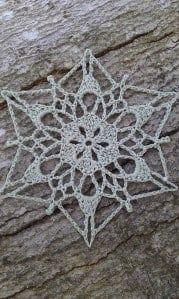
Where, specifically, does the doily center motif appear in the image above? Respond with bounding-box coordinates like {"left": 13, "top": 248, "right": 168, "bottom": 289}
{"left": 62, "top": 114, "right": 118, "bottom": 174}
{"left": 0, "top": 49, "right": 177, "bottom": 247}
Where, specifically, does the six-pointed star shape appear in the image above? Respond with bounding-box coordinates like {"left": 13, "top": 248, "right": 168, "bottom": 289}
{"left": 0, "top": 49, "right": 177, "bottom": 247}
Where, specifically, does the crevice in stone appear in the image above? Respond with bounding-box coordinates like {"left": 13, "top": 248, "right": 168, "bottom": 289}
{"left": 21, "top": 67, "right": 69, "bottom": 91}
{"left": 161, "top": 126, "right": 179, "bottom": 138}
{"left": 145, "top": 31, "right": 174, "bottom": 44}
{"left": 3, "top": 216, "right": 178, "bottom": 299}
{"left": 0, "top": 207, "right": 43, "bottom": 229}
{"left": 0, "top": 209, "right": 59, "bottom": 238}
{"left": 0, "top": 29, "right": 175, "bottom": 109}
{"left": 95, "top": 28, "right": 156, "bottom": 58}
{"left": 20, "top": 29, "right": 157, "bottom": 91}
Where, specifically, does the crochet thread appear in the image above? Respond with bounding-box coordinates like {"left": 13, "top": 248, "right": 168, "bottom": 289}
{"left": 0, "top": 49, "right": 177, "bottom": 247}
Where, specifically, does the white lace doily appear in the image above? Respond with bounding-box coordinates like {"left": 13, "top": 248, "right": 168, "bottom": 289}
{"left": 1, "top": 49, "right": 177, "bottom": 247}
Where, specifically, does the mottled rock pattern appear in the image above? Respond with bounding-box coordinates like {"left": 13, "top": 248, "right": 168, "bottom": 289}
{"left": 0, "top": 0, "right": 178, "bottom": 298}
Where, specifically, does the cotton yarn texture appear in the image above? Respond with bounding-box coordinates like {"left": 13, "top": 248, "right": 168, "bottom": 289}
{"left": 0, "top": 49, "right": 177, "bottom": 247}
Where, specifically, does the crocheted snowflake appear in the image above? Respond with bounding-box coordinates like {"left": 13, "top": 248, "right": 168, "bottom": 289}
{"left": 0, "top": 49, "right": 177, "bottom": 247}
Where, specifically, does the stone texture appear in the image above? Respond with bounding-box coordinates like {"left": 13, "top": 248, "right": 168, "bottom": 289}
{"left": 0, "top": 0, "right": 178, "bottom": 298}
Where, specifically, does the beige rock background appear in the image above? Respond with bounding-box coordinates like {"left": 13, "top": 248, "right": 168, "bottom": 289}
{"left": 0, "top": 0, "right": 178, "bottom": 298}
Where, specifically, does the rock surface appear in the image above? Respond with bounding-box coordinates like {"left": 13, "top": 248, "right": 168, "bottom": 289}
{"left": 0, "top": 0, "right": 178, "bottom": 298}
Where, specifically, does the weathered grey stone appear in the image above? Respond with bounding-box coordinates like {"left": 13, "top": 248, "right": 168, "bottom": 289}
{"left": 0, "top": 0, "right": 178, "bottom": 298}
